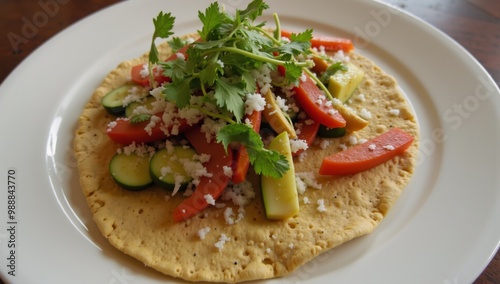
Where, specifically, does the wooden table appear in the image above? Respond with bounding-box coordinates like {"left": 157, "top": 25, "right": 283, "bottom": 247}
{"left": 0, "top": 0, "right": 498, "bottom": 283}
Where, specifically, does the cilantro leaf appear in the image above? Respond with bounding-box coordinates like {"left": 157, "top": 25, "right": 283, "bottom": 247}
{"left": 283, "top": 62, "right": 303, "bottom": 85}
{"left": 149, "top": 12, "right": 175, "bottom": 64}
{"left": 198, "top": 2, "right": 224, "bottom": 40}
{"left": 160, "top": 57, "right": 188, "bottom": 82}
{"left": 214, "top": 79, "right": 245, "bottom": 122}
{"left": 199, "top": 54, "right": 224, "bottom": 86}
{"left": 130, "top": 114, "right": 152, "bottom": 124}
{"left": 238, "top": 0, "right": 269, "bottom": 21}
{"left": 163, "top": 78, "right": 192, "bottom": 108}
{"left": 320, "top": 62, "right": 347, "bottom": 85}
{"left": 167, "top": 37, "right": 187, "bottom": 52}
{"left": 289, "top": 29, "right": 313, "bottom": 43}
{"left": 216, "top": 124, "right": 289, "bottom": 178}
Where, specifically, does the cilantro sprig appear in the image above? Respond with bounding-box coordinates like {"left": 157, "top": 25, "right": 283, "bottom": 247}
{"left": 147, "top": 0, "right": 317, "bottom": 178}
{"left": 217, "top": 124, "right": 289, "bottom": 179}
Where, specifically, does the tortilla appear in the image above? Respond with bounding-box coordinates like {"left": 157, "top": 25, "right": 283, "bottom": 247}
{"left": 73, "top": 37, "right": 419, "bottom": 282}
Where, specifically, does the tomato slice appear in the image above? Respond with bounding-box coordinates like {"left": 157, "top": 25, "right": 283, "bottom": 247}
{"left": 294, "top": 73, "right": 346, "bottom": 128}
{"left": 292, "top": 117, "right": 320, "bottom": 157}
{"left": 130, "top": 43, "right": 191, "bottom": 87}
{"left": 106, "top": 112, "right": 189, "bottom": 145}
{"left": 131, "top": 64, "right": 170, "bottom": 87}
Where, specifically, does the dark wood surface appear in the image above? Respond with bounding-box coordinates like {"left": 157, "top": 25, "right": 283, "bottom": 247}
{"left": 0, "top": 0, "right": 498, "bottom": 283}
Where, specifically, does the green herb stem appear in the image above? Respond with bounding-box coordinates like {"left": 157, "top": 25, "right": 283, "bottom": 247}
{"left": 303, "top": 67, "right": 334, "bottom": 101}
{"left": 202, "top": 46, "right": 312, "bottom": 68}
{"left": 191, "top": 105, "right": 236, "bottom": 124}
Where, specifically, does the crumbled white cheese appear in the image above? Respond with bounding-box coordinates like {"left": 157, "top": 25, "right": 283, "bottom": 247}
{"left": 223, "top": 165, "right": 233, "bottom": 178}
{"left": 296, "top": 172, "right": 322, "bottom": 190}
{"left": 339, "top": 143, "right": 348, "bottom": 151}
{"left": 389, "top": 108, "right": 400, "bottom": 116}
{"left": 303, "top": 196, "right": 310, "bottom": 204}
{"left": 176, "top": 52, "right": 186, "bottom": 61}
{"left": 359, "top": 108, "right": 372, "bottom": 120}
{"left": 290, "top": 139, "right": 308, "bottom": 153}
{"left": 319, "top": 139, "right": 330, "bottom": 149}
{"left": 355, "top": 94, "right": 366, "bottom": 102}
{"left": 221, "top": 180, "right": 255, "bottom": 207}
{"left": 197, "top": 227, "right": 210, "bottom": 240}
{"left": 295, "top": 177, "right": 307, "bottom": 195}
{"left": 224, "top": 207, "right": 235, "bottom": 225}
{"left": 348, "top": 135, "right": 358, "bottom": 145}
{"left": 251, "top": 65, "right": 272, "bottom": 94}
{"left": 244, "top": 92, "right": 266, "bottom": 115}
{"left": 214, "top": 234, "right": 230, "bottom": 251}
{"left": 317, "top": 199, "right": 327, "bottom": 212}
{"left": 204, "top": 194, "right": 216, "bottom": 206}
{"left": 383, "top": 145, "right": 395, "bottom": 150}
{"left": 368, "top": 144, "right": 377, "bottom": 151}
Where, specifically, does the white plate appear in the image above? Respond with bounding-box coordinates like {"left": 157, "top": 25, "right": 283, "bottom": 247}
{"left": 1, "top": 0, "right": 499, "bottom": 283}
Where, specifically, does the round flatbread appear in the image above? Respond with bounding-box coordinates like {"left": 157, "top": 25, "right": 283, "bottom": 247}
{"left": 73, "top": 37, "right": 419, "bottom": 282}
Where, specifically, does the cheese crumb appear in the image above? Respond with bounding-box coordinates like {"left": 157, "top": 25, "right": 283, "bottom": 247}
{"left": 359, "top": 108, "right": 372, "bottom": 120}
{"left": 197, "top": 227, "right": 210, "bottom": 240}
{"left": 389, "top": 108, "right": 400, "bottom": 116}
{"left": 223, "top": 165, "right": 233, "bottom": 178}
{"left": 224, "top": 207, "right": 235, "bottom": 225}
{"left": 303, "top": 196, "right": 310, "bottom": 204}
{"left": 317, "top": 199, "right": 327, "bottom": 212}
{"left": 368, "top": 144, "right": 377, "bottom": 151}
{"left": 214, "top": 234, "right": 230, "bottom": 251}
{"left": 244, "top": 92, "right": 266, "bottom": 115}
{"left": 290, "top": 139, "right": 308, "bottom": 153}
{"left": 204, "top": 194, "right": 216, "bottom": 206}
{"left": 383, "top": 145, "right": 395, "bottom": 150}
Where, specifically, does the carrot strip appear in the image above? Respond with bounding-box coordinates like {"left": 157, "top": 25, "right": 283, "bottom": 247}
{"left": 319, "top": 128, "right": 414, "bottom": 175}
{"left": 173, "top": 125, "right": 233, "bottom": 222}
{"left": 281, "top": 30, "right": 354, "bottom": 52}
{"left": 232, "top": 110, "right": 262, "bottom": 184}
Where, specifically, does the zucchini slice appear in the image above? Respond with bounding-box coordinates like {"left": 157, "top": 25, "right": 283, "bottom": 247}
{"left": 101, "top": 85, "right": 147, "bottom": 115}
{"left": 317, "top": 125, "right": 346, "bottom": 138}
{"left": 109, "top": 152, "right": 153, "bottom": 191}
{"left": 149, "top": 146, "right": 197, "bottom": 191}
{"left": 125, "top": 95, "right": 157, "bottom": 118}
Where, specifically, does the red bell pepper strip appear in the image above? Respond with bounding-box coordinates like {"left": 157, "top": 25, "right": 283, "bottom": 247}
{"left": 131, "top": 64, "right": 170, "bottom": 87}
{"left": 319, "top": 128, "right": 414, "bottom": 175}
{"left": 130, "top": 43, "right": 191, "bottom": 87}
{"left": 281, "top": 30, "right": 354, "bottom": 52}
{"left": 292, "top": 117, "right": 320, "bottom": 157}
{"left": 294, "top": 73, "right": 346, "bottom": 128}
{"left": 232, "top": 110, "right": 262, "bottom": 184}
{"left": 173, "top": 125, "right": 233, "bottom": 222}
{"left": 106, "top": 112, "right": 189, "bottom": 145}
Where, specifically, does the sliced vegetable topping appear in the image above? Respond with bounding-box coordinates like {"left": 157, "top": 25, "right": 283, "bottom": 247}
{"left": 106, "top": 113, "right": 189, "bottom": 145}
{"left": 281, "top": 30, "right": 354, "bottom": 52}
{"left": 109, "top": 152, "right": 153, "bottom": 191}
{"left": 173, "top": 126, "right": 233, "bottom": 222}
{"left": 149, "top": 146, "right": 197, "bottom": 191}
{"left": 261, "top": 131, "right": 299, "bottom": 220}
{"left": 232, "top": 110, "right": 262, "bottom": 184}
{"left": 319, "top": 128, "right": 414, "bottom": 175}
{"left": 293, "top": 73, "right": 346, "bottom": 128}
{"left": 100, "top": 0, "right": 416, "bottom": 223}
{"left": 101, "top": 85, "right": 147, "bottom": 115}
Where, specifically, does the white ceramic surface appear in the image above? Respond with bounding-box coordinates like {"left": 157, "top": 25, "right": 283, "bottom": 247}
{"left": 0, "top": 0, "right": 499, "bottom": 283}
